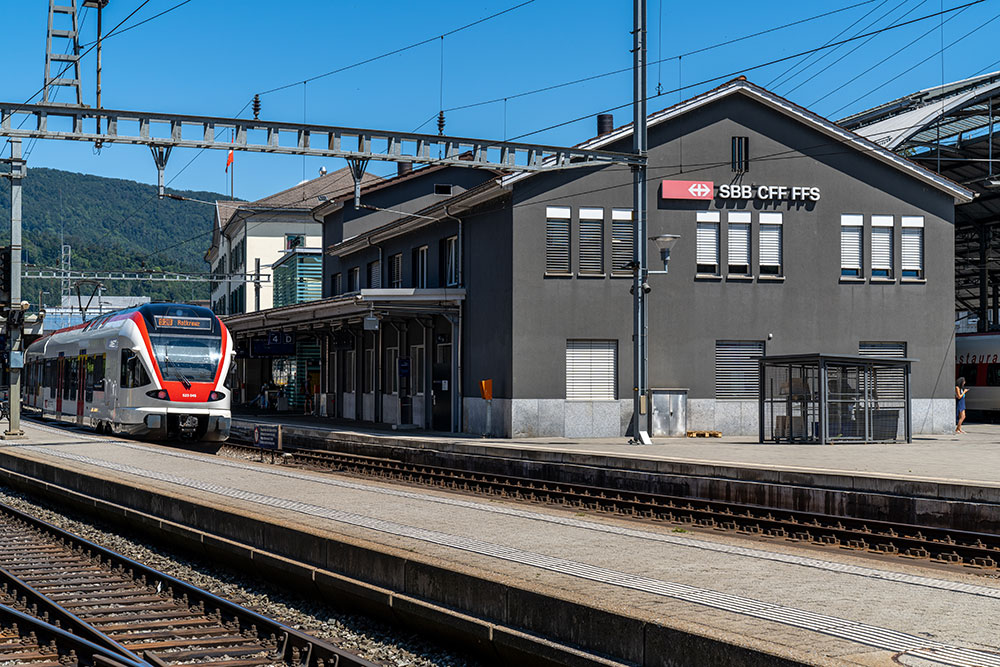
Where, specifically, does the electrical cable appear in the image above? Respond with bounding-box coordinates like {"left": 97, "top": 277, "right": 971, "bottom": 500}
{"left": 809, "top": 1, "right": 970, "bottom": 108}
{"left": 767, "top": 0, "right": 894, "bottom": 91}
{"left": 436, "top": 0, "right": 887, "bottom": 117}
{"left": 79, "top": 0, "right": 195, "bottom": 46}
{"left": 255, "top": 0, "right": 537, "bottom": 97}
{"left": 781, "top": 0, "right": 922, "bottom": 98}
{"left": 507, "top": 0, "right": 984, "bottom": 142}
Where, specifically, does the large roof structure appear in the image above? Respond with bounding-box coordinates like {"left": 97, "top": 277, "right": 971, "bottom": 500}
{"left": 841, "top": 72, "right": 1000, "bottom": 326}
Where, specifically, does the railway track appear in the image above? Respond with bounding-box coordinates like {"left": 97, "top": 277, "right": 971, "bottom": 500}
{"left": 0, "top": 498, "right": 377, "bottom": 667}
{"left": 226, "top": 441, "right": 1000, "bottom": 572}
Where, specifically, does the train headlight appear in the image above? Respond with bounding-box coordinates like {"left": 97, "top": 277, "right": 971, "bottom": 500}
{"left": 208, "top": 391, "right": 226, "bottom": 401}
{"left": 146, "top": 389, "right": 170, "bottom": 400}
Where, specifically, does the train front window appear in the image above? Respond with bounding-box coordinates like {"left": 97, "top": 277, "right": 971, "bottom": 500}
{"left": 150, "top": 335, "right": 221, "bottom": 385}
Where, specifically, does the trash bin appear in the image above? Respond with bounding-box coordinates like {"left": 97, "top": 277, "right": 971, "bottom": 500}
{"left": 650, "top": 389, "right": 688, "bottom": 437}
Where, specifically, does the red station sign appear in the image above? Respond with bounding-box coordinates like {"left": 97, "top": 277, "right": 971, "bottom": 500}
{"left": 661, "top": 180, "right": 714, "bottom": 200}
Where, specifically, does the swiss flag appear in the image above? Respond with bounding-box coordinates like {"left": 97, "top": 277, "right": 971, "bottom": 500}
{"left": 662, "top": 180, "right": 714, "bottom": 200}
{"left": 225, "top": 148, "right": 234, "bottom": 173}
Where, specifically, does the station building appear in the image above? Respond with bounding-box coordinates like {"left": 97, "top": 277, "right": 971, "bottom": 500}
{"left": 224, "top": 78, "right": 973, "bottom": 437}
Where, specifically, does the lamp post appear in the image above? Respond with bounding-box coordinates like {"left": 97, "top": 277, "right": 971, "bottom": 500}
{"left": 630, "top": 234, "right": 680, "bottom": 445}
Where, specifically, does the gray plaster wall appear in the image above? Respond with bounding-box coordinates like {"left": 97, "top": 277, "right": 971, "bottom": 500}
{"left": 508, "top": 90, "right": 956, "bottom": 439}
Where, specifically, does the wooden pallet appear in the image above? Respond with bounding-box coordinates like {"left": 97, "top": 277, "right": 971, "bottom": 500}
{"left": 686, "top": 430, "right": 722, "bottom": 438}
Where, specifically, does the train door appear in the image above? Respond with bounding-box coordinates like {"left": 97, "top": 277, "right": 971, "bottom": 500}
{"left": 76, "top": 352, "right": 85, "bottom": 425}
{"left": 55, "top": 355, "right": 64, "bottom": 415}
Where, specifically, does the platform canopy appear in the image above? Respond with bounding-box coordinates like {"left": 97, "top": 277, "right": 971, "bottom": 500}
{"left": 840, "top": 71, "right": 1000, "bottom": 328}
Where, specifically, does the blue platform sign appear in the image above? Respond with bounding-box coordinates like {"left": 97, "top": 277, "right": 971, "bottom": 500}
{"left": 398, "top": 357, "right": 410, "bottom": 378}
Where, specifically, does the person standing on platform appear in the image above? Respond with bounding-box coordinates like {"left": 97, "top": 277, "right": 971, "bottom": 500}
{"left": 955, "top": 377, "right": 969, "bottom": 434}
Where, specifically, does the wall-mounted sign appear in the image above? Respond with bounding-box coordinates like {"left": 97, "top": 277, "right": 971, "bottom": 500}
{"left": 661, "top": 180, "right": 822, "bottom": 202}
{"left": 661, "top": 180, "right": 714, "bottom": 200}
{"left": 717, "top": 184, "right": 821, "bottom": 201}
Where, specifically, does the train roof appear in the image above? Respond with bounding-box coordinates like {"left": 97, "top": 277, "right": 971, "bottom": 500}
{"left": 37, "top": 303, "right": 219, "bottom": 341}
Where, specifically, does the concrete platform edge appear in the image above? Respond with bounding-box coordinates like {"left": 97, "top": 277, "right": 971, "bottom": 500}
{"left": 0, "top": 449, "right": 828, "bottom": 667}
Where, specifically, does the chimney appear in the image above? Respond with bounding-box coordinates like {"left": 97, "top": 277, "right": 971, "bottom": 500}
{"left": 397, "top": 162, "right": 413, "bottom": 177}
{"left": 597, "top": 114, "right": 614, "bottom": 136}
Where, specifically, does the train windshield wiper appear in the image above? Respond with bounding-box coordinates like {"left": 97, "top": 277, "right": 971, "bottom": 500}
{"left": 177, "top": 372, "right": 192, "bottom": 390}
{"left": 163, "top": 354, "right": 192, "bottom": 389}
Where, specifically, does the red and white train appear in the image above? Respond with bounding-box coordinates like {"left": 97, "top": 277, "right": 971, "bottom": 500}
{"left": 956, "top": 332, "right": 1000, "bottom": 412}
{"left": 23, "top": 303, "right": 232, "bottom": 440}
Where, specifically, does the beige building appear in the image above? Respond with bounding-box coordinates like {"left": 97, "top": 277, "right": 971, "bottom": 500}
{"left": 205, "top": 167, "right": 380, "bottom": 314}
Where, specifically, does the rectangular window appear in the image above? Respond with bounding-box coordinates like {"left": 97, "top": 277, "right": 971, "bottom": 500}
{"left": 434, "top": 184, "right": 454, "bottom": 196}
{"left": 364, "top": 348, "right": 374, "bottom": 393}
{"left": 715, "top": 340, "right": 765, "bottom": 399}
{"left": 331, "top": 273, "right": 342, "bottom": 296}
{"left": 840, "top": 214, "right": 863, "bottom": 277}
{"left": 901, "top": 216, "right": 924, "bottom": 279}
{"left": 871, "top": 215, "right": 893, "bottom": 278}
{"left": 545, "top": 206, "right": 571, "bottom": 274}
{"left": 385, "top": 347, "right": 399, "bottom": 395}
{"left": 727, "top": 212, "right": 751, "bottom": 276}
{"left": 348, "top": 267, "right": 360, "bottom": 292}
{"left": 367, "top": 259, "right": 381, "bottom": 288}
{"left": 611, "top": 209, "right": 634, "bottom": 276}
{"left": 578, "top": 207, "right": 604, "bottom": 275}
{"left": 344, "top": 350, "right": 355, "bottom": 393}
{"left": 566, "top": 340, "right": 617, "bottom": 401}
{"left": 389, "top": 253, "right": 403, "bottom": 288}
{"left": 414, "top": 246, "right": 428, "bottom": 288}
{"left": 410, "top": 345, "right": 425, "bottom": 395}
{"left": 859, "top": 341, "right": 906, "bottom": 402}
{"left": 759, "top": 212, "right": 783, "bottom": 276}
{"left": 731, "top": 136, "right": 749, "bottom": 173}
{"left": 445, "top": 236, "right": 459, "bottom": 286}
{"left": 696, "top": 211, "right": 720, "bottom": 275}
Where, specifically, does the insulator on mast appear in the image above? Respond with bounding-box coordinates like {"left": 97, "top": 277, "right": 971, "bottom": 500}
{"left": 437, "top": 110, "right": 445, "bottom": 136}
{"left": 252, "top": 94, "right": 261, "bottom": 120}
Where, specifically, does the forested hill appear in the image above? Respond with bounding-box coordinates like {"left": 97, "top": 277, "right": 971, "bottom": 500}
{"left": 0, "top": 166, "right": 228, "bottom": 307}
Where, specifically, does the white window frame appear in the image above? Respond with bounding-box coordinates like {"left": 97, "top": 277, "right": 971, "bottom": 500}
{"left": 348, "top": 267, "right": 360, "bottom": 292}
{"left": 409, "top": 344, "right": 425, "bottom": 395}
{"left": 840, "top": 214, "right": 863, "bottom": 278}
{"left": 545, "top": 206, "right": 571, "bottom": 275}
{"left": 389, "top": 253, "right": 403, "bottom": 288}
{"left": 566, "top": 340, "right": 617, "bottom": 401}
{"left": 445, "top": 236, "right": 459, "bottom": 286}
{"left": 696, "top": 211, "right": 721, "bottom": 276}
{"left": 758, "top": 212, "right": 783, "bottom": 276}
{"left": 368, "top": 259, "right": 381, "bottom": 288}
{"left": 611, "top": 208, "right": 634, "bottom": 276}
{"left": 416, "top": 246, "right": 428, "bottom": 288}
{"left": 901, "top": 216, "right": 924, "bottom": 279}
{"left": 727, "top": 211, "right": 751, "bottom": 276}
{"left": 385, "top": 347, "right": 399, "bottom": 395}
{"left": 578, "top": 207, "right": 605, "bottom": 275}
{"left": 871, "top": 215, "right": 894, "bottom": 279}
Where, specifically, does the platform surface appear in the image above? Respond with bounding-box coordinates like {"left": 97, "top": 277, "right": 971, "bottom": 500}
{"left": 2, "top": 420, "right": 1000, "bottom": 666}
{"left": 239, "top": 411, "right": 1000, "bottom": 486}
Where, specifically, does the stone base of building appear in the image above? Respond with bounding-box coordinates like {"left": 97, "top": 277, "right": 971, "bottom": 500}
{"left": 463, "top": 397, "right": 957, "bottom": 439}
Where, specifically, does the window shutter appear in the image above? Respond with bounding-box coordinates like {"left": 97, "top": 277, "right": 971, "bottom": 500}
{"left": 871, "top": 227, "right": 892, "bottom": 270}
{"left": 697, "top": 222, "right": 719, "bottom": 266}
{"left": 579, "top": 208, "right": 604, "bottom": 274}
{"left": 901, "top": 228, "right": 923, "bottom": 272}
{"left": 390, "top": 254, "right": 402, "bottom": 287}
{"left": 369, "top": 260, "right": 381, "bottom": 288}
{"left": 566, "top": 340, "right": 617, "bottom": 401}
{"left": 715, "top": 340, "right": 765, "bottom": 400}
{"left": 759, "top": 224, "right": 782, "bottom": 268}
{"left": 546, "top": 206, "right": 571, "bottom": 274}
{"left": 840, "top": 224, "right": 862, "bottom": 270}
{"left": 728, "top": 223, "right": 750, "bottom": 266}
{"left": 859, "top": 342, "right": 906, "bottom": 401}
{"left": 611, "top": 209, "right": 634, "bottom": 275}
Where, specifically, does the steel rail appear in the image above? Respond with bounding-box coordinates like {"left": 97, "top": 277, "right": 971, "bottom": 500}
{"left": 228, "top": 441, "right": 1000, "bottom": 570}
{"left": 0, "top": 602, "right": 147, "bottom": 667}
{"left": 0, "top": 499, "right": 379, "bottom": 667}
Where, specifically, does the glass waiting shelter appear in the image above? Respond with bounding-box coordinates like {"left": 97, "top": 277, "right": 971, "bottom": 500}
{"left": 759, "top": 354, "right": 913, "bottom": 444}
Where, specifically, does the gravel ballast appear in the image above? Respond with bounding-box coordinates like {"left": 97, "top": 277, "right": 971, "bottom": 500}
{"left": 0, "top": 484, "right": 483, "bottom": 667}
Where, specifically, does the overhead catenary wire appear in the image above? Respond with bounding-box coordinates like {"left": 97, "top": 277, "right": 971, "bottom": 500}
{"left": 507, "top": 0, "right": 985, "bottom": 142}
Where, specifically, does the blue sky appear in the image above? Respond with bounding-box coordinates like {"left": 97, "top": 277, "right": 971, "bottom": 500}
{"left": 3, "top": 0, "right": 998, "bottom": 204}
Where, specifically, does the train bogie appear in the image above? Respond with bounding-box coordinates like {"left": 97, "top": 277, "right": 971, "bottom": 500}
{"left": 24, "top": 303, "right": 232, "bottom": 441}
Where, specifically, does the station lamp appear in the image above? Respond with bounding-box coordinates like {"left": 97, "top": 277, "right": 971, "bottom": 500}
{"left": 649, "top": 234, "right": 680, "bottom": 273}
